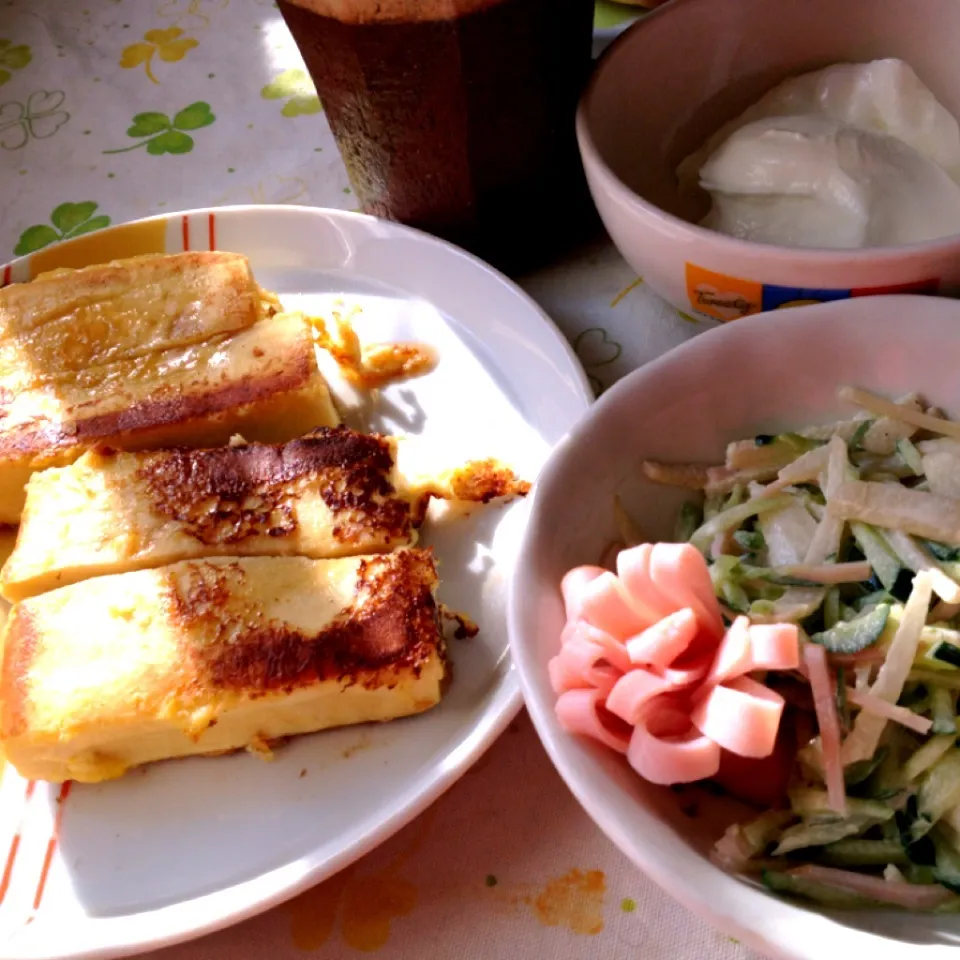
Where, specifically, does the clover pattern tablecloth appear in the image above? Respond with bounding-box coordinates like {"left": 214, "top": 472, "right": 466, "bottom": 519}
{"left": 0, "top": 2, "right": 761, "bottom": 958}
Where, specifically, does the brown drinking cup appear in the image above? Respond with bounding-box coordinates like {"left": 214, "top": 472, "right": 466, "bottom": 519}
{"left": 277, "top": 0, "right": 598, "bottom": 274}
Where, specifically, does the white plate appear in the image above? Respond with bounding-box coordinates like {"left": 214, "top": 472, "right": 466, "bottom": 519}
{"left": 508, "top": 296, "right": 960, "bottom": 960}
{"left": 0, "top": 205, "right": 592, "bottom": 960}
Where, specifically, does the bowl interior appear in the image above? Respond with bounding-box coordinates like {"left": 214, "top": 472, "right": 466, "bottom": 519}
{"left": 585, "top": 0, "right": 960, "bottom": 225}
{"left": 510, "top": 295, "right": 960, "bottom": 958}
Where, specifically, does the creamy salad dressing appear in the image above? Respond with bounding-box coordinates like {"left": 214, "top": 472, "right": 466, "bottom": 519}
{"left": 681, "top": 60, "right": 960, "bottom": 249}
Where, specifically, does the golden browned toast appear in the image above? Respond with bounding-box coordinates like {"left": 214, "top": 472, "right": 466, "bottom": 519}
{"left": 0, "top": 311, "right": 340, "bottom": 524}
{"left": 0, "top": 549, "right": 446, "bottom": 783}
{"left": 0, "top": 252, "right": 279, "bottom": 392}
{"left": 1, "top": 427, "right": 530, "bottom": 600}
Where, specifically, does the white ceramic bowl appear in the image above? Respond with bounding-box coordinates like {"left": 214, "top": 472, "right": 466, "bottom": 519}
{"left": 577, "top": 0, "right": 960, "bottom": 322}
{"left": 508, "top": 295, "right": 960, "bottom": 959}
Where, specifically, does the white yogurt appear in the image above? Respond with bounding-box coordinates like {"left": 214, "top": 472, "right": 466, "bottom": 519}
{"left": 681, "top": 59, "right": 960, "bottom": 249}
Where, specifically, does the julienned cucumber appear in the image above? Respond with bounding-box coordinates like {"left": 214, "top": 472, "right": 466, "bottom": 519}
{"left": 761, "top": 870, "right": 874, "bottom": 907}
{"left": 810, "top": 604, "right": 891, "bottom": 654}
{"left": 934, "top": 832, "right": 960, "bottom": 893}
{"left": 931, "top": 641, "right": 960, "bottom": 670}
{"left": 914, "top": 750, "right": 960, "bottom": 841}
{"left": 819, "top": 838, "right": 909, "bottom": 868}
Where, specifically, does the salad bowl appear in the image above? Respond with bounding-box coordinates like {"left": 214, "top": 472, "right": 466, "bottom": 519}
{"left": 509, "top": 295, "right": 960, "bottom": 959}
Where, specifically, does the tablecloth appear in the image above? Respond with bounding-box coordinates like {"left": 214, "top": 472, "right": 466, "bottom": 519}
{"left": 0, "top": 2, "right": 761, "bottom": 958}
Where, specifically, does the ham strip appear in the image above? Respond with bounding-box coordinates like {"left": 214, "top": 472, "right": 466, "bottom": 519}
{"left": 560, "top": 565, "right": 607, "bottom": 621}
{"left": 555, "top": 688, "right": 632, "bottom": 754}
{"left": 625, "top": 608, "right": 699, "bottom": 669}
{"left": 606, "top": 669, "right": 677, "bottom": 724}
{"left": 628, "top": 698, "right": 722, "bottom": 785}
{"left": 690, "top": 676, "right": 784, "bottom": 758}
{"left": 576, "top": 570, "right": 653, "bottom": 639}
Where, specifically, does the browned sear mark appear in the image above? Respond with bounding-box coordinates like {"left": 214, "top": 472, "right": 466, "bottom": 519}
{"left": 170, "top": 550, "right": 444, "bottom": 696}
{"left": 138, "top": 426, "right": 413, "bottom": 547}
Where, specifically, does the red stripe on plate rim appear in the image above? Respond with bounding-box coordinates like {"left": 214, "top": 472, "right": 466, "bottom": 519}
{"left": 29, "top": 781, "right": 72, "bottom": 917}
{"left": 0, "top": 781, "right": 37, "bottom": 907}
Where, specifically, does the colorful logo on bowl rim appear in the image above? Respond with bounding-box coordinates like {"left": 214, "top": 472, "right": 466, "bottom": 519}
{"left": 685, "top": 263, "right": 941, "bottom": 322}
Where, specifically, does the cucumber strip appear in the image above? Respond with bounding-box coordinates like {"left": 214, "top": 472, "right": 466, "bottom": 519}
{"left": 930, "top": 687, "right": 958, "bottom": 735}
{"left": 913, "top": 749, "right": 960, "bottom": 841}
{"left": 933, "top": 831, "right": 960, "bottom": 893}
{"left": 897, "top": 437, "right": 925, "bottom": 476}
{"left": 733, "top": 529, "right": 764, "bottom": 552}
{"left": 747, "top": 587, "right": 826, "bottom": 624}
{"left": 703, "top": 493, "right": 725, "bottom": 521}
{"left": 824, "top": 587, "right": 841, "bottom": 629}
{"left": 773, "top": 819, "right": 870, "bottom": 856}
{"left": 761, "top": 869, "right": 874, "bottom": 907}
{"left": 725, "top": 485, "right": 747, "bottom": 509}
{"left": 788, "top": 788, "right": 894, "bottom": 822}
{"left": 882, "top": 528, "right": 960, "bottom": 604}
{"left": 905, "top": 735, "right": 957, "bottom": 782}
{"left": 848, "top": 419, "right": 873, "bottom": 452}
{"left": 902, "top": 863, "right": 939, "bottom": 885}
{"left": 850, "top": 521, "right": 901, "bottom": 592}
{"left": 910, "top": 669, "right": 960, "bottom": 690}
{"left": 836, "top": 666, "right": 850, "bottom": 732}
{"left": 844, "top": 747, "right": 888, "bottom": 787}
{"left": 819, "top": 839, "right": 909, "bottom": 868}
{"left": 675, "top": 501, "right": 702, "bottom": 542}
{"left": 926, "top": 540, "right": 960, "bottom": 563}
{"left": 810, "top": 604, "right": 890, "bottom": 654}
{"left": 690, "top": 494, "right": 793, "bottom": 551}
{"left": 720, "top": 580, "right": 750, "bottom": 613}
{"left": 929, "top": 640, "right": 960, "bottom": 671}
{"left": 736, "top": 562, "right": 820, "bottom": 587}
{"left": 855, "top": 589, "right": 896, "bottom": 613}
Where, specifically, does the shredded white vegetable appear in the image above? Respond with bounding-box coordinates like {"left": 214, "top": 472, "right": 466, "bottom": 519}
{"left": 842, "top": 571, "right": 934, "bottom": 765}
{"left": 840, "top": 386, "right": 960, "bottom": 441}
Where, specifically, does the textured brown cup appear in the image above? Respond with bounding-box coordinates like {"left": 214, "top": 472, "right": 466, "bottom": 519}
{"left": 277, "top": 0, "right": 597, "bottom": 274}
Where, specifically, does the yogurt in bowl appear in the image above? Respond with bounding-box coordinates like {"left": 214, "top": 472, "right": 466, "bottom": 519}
{"left": 577, "top": 0, "right": 960, "bottom": 321}
{"left": 681, "top": 60, "right": 960, "bottom": 249}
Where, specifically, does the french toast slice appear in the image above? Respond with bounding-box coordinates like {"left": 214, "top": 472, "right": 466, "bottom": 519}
{"left": 0, "top": 311, "right": 340, "bottom": 523}
{"left": 0, "top": 252, "right": 279, "bottom": 392}
{"left": 0, "top": 549, "right": 446, "bottom": 783}
{"left": 0, "top": 427, "right": 529, "bottom": 600}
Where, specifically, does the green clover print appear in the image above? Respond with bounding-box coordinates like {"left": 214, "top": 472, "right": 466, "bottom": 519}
{"left": 0, "top": 90, "right": 70, "bottom": 150}
{"left": 103, "top": 101, "right": 215, "bottom": 155}
{"left": 0, "top": 39, "right": 32, "bottom": 86}
{"left": 261, "top": 69, "right": 321, "bottom": 118}
{"left": 14, "top": 202, "right": 111, "bottom": 257}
